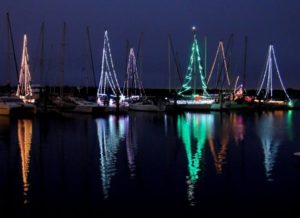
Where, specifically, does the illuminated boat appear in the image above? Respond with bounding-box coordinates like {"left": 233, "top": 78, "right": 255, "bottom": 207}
{"left": 174, "top": 27, "right": 214, "bottom": 111}
{"left": 97, "top": 94, "right": 128, "bottom": 113}
{"left": 175, "top": 95, "right": 214, "bottom": 111}
{"left": 129, "top": 98, "right": 166, "bottom": 112}
{"left": 16, "top": 34, "right": 36, "bottom": 105}
{"left": 210, "top": 85, "right": 253, "bottom": 110}
{"left": 96, "top": 30, "right": 129, "bottom": 113}
{"left": 0, "top": 96, "right": 36, "bottom": 116}
{"left": 254, "top": 44, "right": 295, "bottom": 110}
{"left": 122, "top": 46, "right": 162, "bottom": 112}
{"left": 61, "top": 96, "right": 105, "bottom": 114}
{"left": 0, "top": 34, "right": 37, "bottom": 116}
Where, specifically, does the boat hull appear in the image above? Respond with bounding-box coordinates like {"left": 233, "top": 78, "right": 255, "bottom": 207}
{"left": 129, "top": 103, "right": 166, "bottom": 112}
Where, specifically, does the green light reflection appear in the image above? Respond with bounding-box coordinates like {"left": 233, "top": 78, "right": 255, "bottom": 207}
{"left": 287, "top": 110, "right": 293, "bottom": 141}
{"left": 177, "top": 113, "right": 213, "bottom": 205}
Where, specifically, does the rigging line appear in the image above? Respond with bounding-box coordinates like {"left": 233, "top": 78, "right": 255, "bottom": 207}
{"left": 207, "top": 42, "right": 221, "bottom": 85}
{"left": 220, "top": 35, "right": 233, "bottom": 90}
{"left": 168, "top": 35, "right": 183, "bottom": 86}
{"left": 86, "top": 26, "right": 97, "bottom": 88}
{"left": 271, "top": 46, "right": 291, "bottom": 100}
{"left": 257, "top": 46, "right": 270, "bottom": 96}
{"left": 6, "top": 13, "right": 19, "bottom": 82}
{"left": 105, "top": 31, "right": 122, "bottom": 95}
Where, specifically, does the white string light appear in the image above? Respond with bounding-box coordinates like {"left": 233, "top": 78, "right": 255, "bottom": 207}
{"left": 257, "top": 45, "right": 290, "bottom": 101}
{"left": 16, "top": 34, "right": 34, "bottom": 103}
{"left": 97, "top": 30, "right": 123, "bottom": 102}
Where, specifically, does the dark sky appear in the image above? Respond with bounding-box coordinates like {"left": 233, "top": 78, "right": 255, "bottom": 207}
{"left": 0, "top": 0, "right": 299, "bottom": 89}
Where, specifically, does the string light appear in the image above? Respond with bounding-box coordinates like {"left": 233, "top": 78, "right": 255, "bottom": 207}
{"left": 16, "top": 34, "right": 34, "bottom": 103}
{"left": 257, "top": 45, "right": 291, "bottom": 101}
{"left": 123, "top": 48, "right": 145, "bottom": 98}
{"left": 97, "top": 30, "right": 123, "bottom": 102}
{"left": 207, "top": 41, "right": 230, "bottom": 87}
{"left": 178, "top": 28, "right": 208, "bottom": 97}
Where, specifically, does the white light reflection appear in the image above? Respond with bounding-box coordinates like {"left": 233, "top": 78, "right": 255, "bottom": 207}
{"left": 125, "top": 116, "right": 137, "bottom": 178}
{"left": 96, "top": 116, "right": 126, "bottom": 199}
{"left": 256, "top": 112, "right": 283, "bottom": 181}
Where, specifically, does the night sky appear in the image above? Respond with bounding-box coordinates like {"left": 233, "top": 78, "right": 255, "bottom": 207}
{"left": 0, "top": 0, "right": 299, "bottom": 89}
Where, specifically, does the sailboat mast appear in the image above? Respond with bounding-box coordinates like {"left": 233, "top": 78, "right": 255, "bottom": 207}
{"left": 168, "top": 36, "right": 171, "bottom": 93}
{"left": 39, "top": 22, "right": 45, "bottom": 86}
{"left": 204, "top": 35, "right": 207, "bottom": 78}
{"left": 243, "top": 36, "right": 248, "bottom": 88}
{"left": 136, "top": 32, "right": 144, "bottom": 82}
{"left": 192, "top": 27, "right": 197, "bottom": 95}
{"left": 86, "top": 26, "right": 97, "bottom": 89}
{"left": 6, "top": 12, "right": 19, "bottom": 83}
{"left": 125, "top": 40, "right": 130, "bottom": 97}
{"left": 60, "top": 22, "right": 66, "bottom": 98}
{"left": 168, "top": 35, "right": 183, "bottom": 88}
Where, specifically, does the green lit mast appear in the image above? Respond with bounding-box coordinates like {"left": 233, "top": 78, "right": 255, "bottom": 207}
{"left": 178, "top": 26, "right": 209, "bottom": 97}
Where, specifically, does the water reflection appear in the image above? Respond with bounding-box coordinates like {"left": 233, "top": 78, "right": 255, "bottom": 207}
{"left": 95, "top": 116, "right": 126, "bottom": 199}
{"left": 17, "top": 119, "right": 33, "bottom": 204}
{"left": 230, "top": 113, "right": 245, "bottom": 145}
{"left": 125, "top": 115, "right": 137, "bottom": 178}
{"left": 207, "top": 116, "right": 227, "bottom": 176}
{"left": 177, "top": 113, "right": 213, "bottom": 206}
{"left": 287, "top": 110, "right": 293, "bottom": 141}
{"left": 256, "top": 112, "right": 285, "bottom": 181}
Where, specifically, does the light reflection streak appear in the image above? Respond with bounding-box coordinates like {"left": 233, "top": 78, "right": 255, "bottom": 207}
{"left": 256, "top": 112, "right": 284, "bottom": 181}
{"left": 17, "top": 119, "right": 33, "bottom": 204}
{"left": 177, "top": 113, "right": 213, "bottom": 206}
{"left": 230, "top": 113, "right": 245, "bottom": 145}
{"left": 287, "top": 110, "right": 293, "bottom": 141}
{"left": 125, "top": 116, "right": 137, "bottom": 178}
{"left": 96, "top": 116, "right": 126, "bottom": 199}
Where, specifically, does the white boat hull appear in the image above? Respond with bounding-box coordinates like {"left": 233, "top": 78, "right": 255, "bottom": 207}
{"left": 129, "top": 103, "right": 166, "bottom": 112}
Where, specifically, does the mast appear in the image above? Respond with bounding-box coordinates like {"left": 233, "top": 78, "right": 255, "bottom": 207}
{"left": 243, "top": 36, "right": 248, "bottom": 88}
{"left": 204, "top": 36, "right": 207, "bottom": 78}
{"left": 124, "top": 40, "right": 130, "bottom": 97}
{"left": 136, "top": 32, "right": 144, "bottom": 81}
{"left": 192, "top": 27, "right": 197, "bottom": 95}
{"left": 6, "top": 12, "right": 19, "bottom": 83}
{"left": 168, "top": 35, "right": 183, "bottom": 89}
{"left": 175, "top": 51, "right": 183, "bottom": 89}
{"left": 168, "top": 36, "right": 171, "bottom": 93}
{"left": 86, "top": 26, "right": 97, "bottom": 88}
{"left": 60, "top": 22, "right": 66, "bottom": 98}
{"left": 39, "top": 22, "right": 45, "bottom": 85}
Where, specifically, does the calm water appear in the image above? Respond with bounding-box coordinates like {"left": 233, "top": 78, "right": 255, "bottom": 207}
{"left": 0, "top": 111, "right": 300, "bottom": 217}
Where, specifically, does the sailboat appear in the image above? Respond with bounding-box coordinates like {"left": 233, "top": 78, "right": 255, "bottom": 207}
{"left": 2, "top": 34, "right": 37, "bottom": 115}
{"left": 123, "top": 47, "right": 165, "bottom": 112}
{"left": 16, "top": 34, "right": 35, "bottom": 104}
{"left": 207, "top": 41, "right": 232, "bottom": 110}
{"left": 96, "top": 30, "right": 128, "bottom": 113}
{"left": 175, "top": 27, "right": 214, "bottom": 111}
{"left": 254, "top": 44, "right": 294, "bottom": 109}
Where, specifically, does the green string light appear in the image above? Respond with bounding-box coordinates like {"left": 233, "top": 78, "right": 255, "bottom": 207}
{"left": 178, "top": 31, "right": 208, "bottom": 98}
